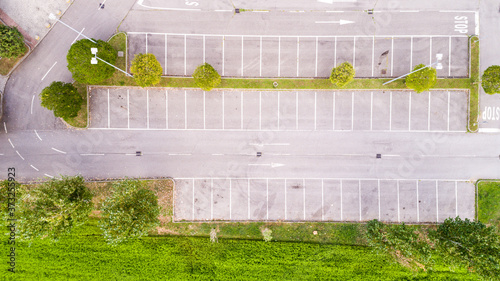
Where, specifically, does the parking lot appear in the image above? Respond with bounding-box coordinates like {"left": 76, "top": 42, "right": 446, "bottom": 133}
{"left": 127, "top": 32, "right": 470, "bottom": 78}
{"left": 173, "top": 178, "right": 474, "bottom": 223}
{"left": 89, "top": 88, "right": 468, "bottom": 132}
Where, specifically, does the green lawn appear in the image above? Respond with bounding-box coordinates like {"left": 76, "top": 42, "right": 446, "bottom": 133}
{"left": 477, "top": 180, "right": 500, "bottom": 228}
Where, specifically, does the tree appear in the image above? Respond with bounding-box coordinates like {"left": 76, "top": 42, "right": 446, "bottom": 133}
{"left": 329, "top": 62, "right": 355, "bottom": 87}
{"left": 192, "top": 63, "right": 221, "bottom": 91}
{"left": 481, "top": 65, "right": 500, "bottom": 95}
{"left": 39, "top": 81, "right": 83, "bottom": 119}
{"left": 99, "top": 179, "right": 160, "bottom": 244}
{"left": 16, "top": 176, "right": 93, "bottom": 241}
{"left": 430, "top": 217, "right": 500, "bottom": 278}
{"left": 67, "top": 39, "right": 117, "bottom": 84}
{"left": 130, "top": 53, "right": 162, "bottom": 87}
{"left": 0, "top": 25, "right": 26, "bottom": 58}
{"left": 405, "top": 64, "right": 437, "bottom": 93}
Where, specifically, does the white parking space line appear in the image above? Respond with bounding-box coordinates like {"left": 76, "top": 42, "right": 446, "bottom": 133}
{"left": 397, "top": 180, "right": 400, "bottom": 222}
{"left": 34, "top": 130, "right": 42, "bottom": 141}
{"left": 321, "top": 179, "right": 324, "bottom": 221}
{"left": 192, "top": 179, "right": 195, "bottom": 220}
{"left": 260, "top": 36, "right": 262, "bottom": 77}
{"left": 145, "top": 33, "right": 148, "bottom": 54}
{"left": 351, "top": 92, "right": 354, "bottom": 131}
{"left": 315, "top": 36, "right": 318, "bottom": 77}
{"left": 241, "top": 92, "right": 244, "bottom": 129}
{"left": 296, "top": 92, "right": 299, "bottom": 130}
{"left": 428, "top": 91, "right": 431, "bottom": 130}
{"left": 278, "top": 36, "right": 281, "bottom": 77}
{"left": 447, "top": 91, "right": 450, "bottom": 131}
{"left": 44, "top": 174, "right": 54, "bottom": 178}
{"left": 165, "top": 34, "right": 168, "bottom": 75}
{"left": 391, "top": 37, "right": 394, "bottom": 76}
{"left": 334, "top": 36, "right": 338, "bottom": 67}
{"left": 259, "top": 92, "right": 262, "bottom": 130}
{"left": 416, "top": 180, "right": 420, "bottom": 222}
{"left": 211, "top": 179, "right": 214, "bottom": 220}
{"left": 128, "top": 90, "right": 130, "bottom": 129}
{"left": 371, "top": 36, "right": 375, "bottom": 77}
{"left": 332, "top": 92, "right": 336, "bottom": 130}
{"left": 448, "top": 37, "right": 451, "bottom": 76}
{"left": 303, "top": 179, "right": 306, "bottom": 220}
{"left": 203, "top": 35, "right": 206, "bottom": 63}
{"left": 352, "top": 37, "right": 356, "bottom": 68}
{"left": 266, "top": 179, "right": 269, "bottom": 220}
{"left": 222, "top": 91, "right": 225, "bottom": 129}
{"left": 378, "top": 180, "right": 381, "bottom": 220}
{"left": 314, "top": 92, "right": 317, "bottom": 130}
{"left": 51, "top": 147, "right": 67, "bottom": 154}
{"left": 107, "top": 89, "right": 110, "bottom": 128}
{"left": 222, "top": 36, "right": 225, "bottom": 76}
{"left": 3, "top": 122, "right": 7, "bottom": 134}
{"left": 165, "top": 90, "right": 168, "bottom": 129}
{"left": 389, "top": 92, "right": 393, "bottom": 130}
{"left": 340, "top": 180, "right": 343, "bottom": 220}
{"left": 278, "top": 92, "right": 280, "bottom": 129}
{"left": 147, "top": 90, "right": 150, "bottom": 129}
{"left": 230, "top": 179, "right": 232, "bottom": 220}
{"left": 358, "top": 180, "right": 362, "bottom": 221}
{"left": 16, "top": 150, "right": 24, "bottom": 160}
{"left": 455, "top": 181, "right": 458, "bottom": 217}
{"left": 31, "top": 95, "right": 35, "bottom": 114}
{"left": 41, "top": 61, "right": 57, "bottom": 81}
{"left": 409, "top": 92, "right": 412, "bottom": 130}
{"left": 284, "top": 179, "right": 287, "bottom": 220}
{"left": 203, "top": 91, "right": 206, "bottom": 129}
{"left": 435, "top": 181, "right": 439, "bottom": 223}
{"left": 241, "top": 36, "right": 244, "bottom": 76}
{"left": 410, "top": 36, "right": 413, "bottom": 70}
{"left": 184, "top": 35, "right": 187, "bottom": 75}
{"left": 370, "top": 92, "right": 373, "bottom": 130}
{"left": 297, "top": 37, "right": 300, "bottom": 77}
{"left": 184, "top": 90, "right": 187, "bottom": 129}
{"left": 30, "top": 165, "right": 39, "bottom": 171}
{"left": 429, "top": 37, "right": 432, "bottom": 65}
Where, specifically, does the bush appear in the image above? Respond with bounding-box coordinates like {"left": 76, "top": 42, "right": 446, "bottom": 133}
{"left": 405, "top": 64, "right": 437, "bottom": 93}
{"left": 16, "top": 176, "right": 93, "bottom": 241}
{"left": 40, "top": 81, "right": 83, "bottom": 119}
{"left": 0, "top": 25, "right": 26, "bottom": 58}
{"left": 481, "top": 65, "right": 500, "bottom": 95}
{"left": 193, "top": 63, "right": 221, "bottom": 91}
{"left": 329, "top": 62, "right": 355, "bottom": 87}
{"left": 99, "top": 179, "right": 160, "bottom": 244}
{"left": 130, "top": 53, "right": 163, "bottom": 87}
{"left": 67, "top": 39, "right": 117, "bottom": 84}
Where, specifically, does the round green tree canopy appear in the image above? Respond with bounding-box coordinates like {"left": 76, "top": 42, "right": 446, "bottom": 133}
{"left": 405, "top": 64, "right": 437, "bottom": 93}
{"left": 39, "top": 81, "right": 83, "bottom": 119}
{"left": 130, "top": 53, "right": 163, "bottom": 87}
{"left": 330, "top": 62, "right": 355, "bottom": 87}
{"left": 67, "top": 39, "right": 117, "bottom": 84}
{"left": 481, "top": 65, "right": 500, "bottom": 95}
{"left": 0, "top": 25, "right": 26, "bottom": 58}
{"left": 193, "top": 63, "right": 221, "bottom": 91}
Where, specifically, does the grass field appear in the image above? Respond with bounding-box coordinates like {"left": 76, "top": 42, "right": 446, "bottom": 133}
{"left": 477, "top": 180, "right": 500, "bottom": 228}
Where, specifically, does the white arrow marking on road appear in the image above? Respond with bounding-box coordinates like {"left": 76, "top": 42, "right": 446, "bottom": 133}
{"left": 315, "top": 20, "right": 354, "bottom": 25}
{"left": 248, "top": 163, "right": 285, "bottom": 168}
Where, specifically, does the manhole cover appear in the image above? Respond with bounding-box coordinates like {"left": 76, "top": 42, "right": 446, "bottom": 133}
{"left": 381, "top": 69, "right": 386, "bottom": 74}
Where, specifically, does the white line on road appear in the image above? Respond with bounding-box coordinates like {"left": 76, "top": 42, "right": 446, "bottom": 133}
{"left": 334, "top": 36, "right": 337, "bottom": 67}
{"left": 211, "top": 179, "right": 214, "bottom": 220}
{"left": 51, "top": 147, "right": 67, "bottom": 154}
{"left": 127, "top": 89, "right": 130, "bottom": 129}
{"left": 30, "top": 164, "right": 39, "bottom": 171}
{"left": 378, "top": 179, "right": 381, "bottom": 220}
{"left": 34, "top": 130, "right": 42, "bottom": 141}
{"left": 315, "top": 36, "right": 318, "bottom": 77}
{"left": 436, "top": 181, "right": 439, "bottom": 222}
{"left": 192, "top": 179, "right": 195, "bottom": 220}
{"left": 71, "top": 28, "right": 85, "bottom": 44}
{"left": 230, "top": 179, "right": 232, "bottom": 220}
{"left": 165, "top": 90, "right": 168, "bottom": 129}
{"left": 332, "top": 92, "right": 336, "bottom": 130}
{"left": 410, "top": 36, "right": 413, "bottom": 70}
{"left": 16, "top": 150, "right": 24, "bottom": 160}
{"left": 215, "top": 10, "right": 232, "bottom": 12}
{"left": 321, "top": 179, "right": 324, "bottom": 221}
{"left": 409, "top": 92, "right": 412, "bottom": 130}
{"left": 358, "top": 180, "right": 361, "bottom": 221}
{"left": 222, "top": 91, "right": 225, "bottom": 129}
{"left": 147, "top": 90, "right": 150, "bottom": 129}
{"left": 165, "top": 34, "right": 167, "bottom": 75}
{"left": 241, "top": 92, "right": 244, "bottom": 129}
{"left": 184, "top": 34, "right": 187, "bottom": 75}
{"left": 397, "top": 180, "right": 400, "bottom": 222}
{"left": 145, "top": 33, "right": 148, "bottom": 54}
{"left": 278, "top": 92, "right": 280, "bottom": 129}
{"left": 296, "top": 92, "right": 299, "bottom": 130}
{"left": 8, "top": 139, "right": 14, "bottom": 148}
{"left": 259, "top": 91, "right": 262, "bottom": 130}
{"left": 266, "top": 179, "right": 269, "bottom": 220}
{"left": 184, "top": 90, "right": 187, "bottom": 129}
{"left": 203, "top": 91, "right": 206, "bottom": 129}
{"left": 247, "top": 179, "right": 250, "bottom": 219}
{"left": 400, "top": 10, "right": 419, "bottom": 12}
{"left": 455, "top": 181, "right": 458, "bottom": 217}
{"left": 222, "top": 36, "right": 225, "bottom": 76}
{"left": 429, "top": 36, "right": 432, "bottom": 65}
{"left": 371, "top": 36, "right": 375, "bottom": 77}
{"left": 448, "top": 36, "right": 451, "bottom": 76}
{"left": 340, "top": 180, "right": 343, "bottom": 221}
{"left": 249, "top": 142, "right": 290, "bottom": 146}
{"left": 203, "top": 35, "right": 205, "bottom": 64}
{"left": 260, "top": 36, "right": 262, "bottom": 77}
{"left": 416, "top": 181, "right": 420, "bottom": 222}
{"left": 3, "top": 122, "right": 7, "bottom": 134}
{"left": 278, "top": 36, "right": 281, "bottom": 77}
{"left": 31, "top": 95, "right": 35, "bottom": 114}
{"left": 389, "top": 92, "right": 392, "bottom": 130}
{"left": 391, "top": 37, "right": 394, "bottom": 76}
{"left": 315, "top": 20, "right": 354, "bottom": 25}
{"left": 314, "top": 92, "right": 317, "bottom": 130}
{"left": 428, "top": 91, "right": 431, "bottom": 131}
{"left": 303, "top": 179, "right": 306, "bottom": 220}
{"left": 284, "top": 179, "right": 287, "bottom": 220}
{"left": 44, "top": 174, "right": 54, "bottom": 178}
{"left": 81, "top": 153, "right": 105, "bottom": 156}
{"left": 248, "top": 163, "right": 285, "bottom": 168}
{"left": 352, "top": 37, "right": 356, "bottom": 68}
{"left": 98, "top": 0, "right": 108, "bottom": 10}
{"left": 211, "top": 153, "right": 224, "bottom": 156}
{"left": 370, "top": 92, "right": 373, "bottom": 130}
{"left": 169, "top": 153, "right": 192, "bottom": 156}
{"left": 351, "top": 92, "right": 354, "bottom": 131}
{"left": 41, "top": 61, "right": 57, "bottom": 81}
{"left": 447, "top": 91, "right": 450, "bottom": 131}
{"left": 107, "top": 89, "right": 110, "bottom": 128}
{"left": 241, "top": 36, "right": 244, "bottom": 76}
{"left": 297, "top": 37, "right": 300, "bottom": 77}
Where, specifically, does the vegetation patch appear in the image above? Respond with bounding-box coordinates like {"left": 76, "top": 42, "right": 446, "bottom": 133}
{"left": 0, "top": 23, "right": 28, "bottom": 75}
{"left": 477, "top": 180, "right": 500, "bottom": 228}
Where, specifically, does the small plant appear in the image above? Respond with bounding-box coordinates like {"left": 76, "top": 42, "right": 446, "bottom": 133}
{"left": 330, "top": 62, "right": 355, "bottom": 87}
{"left": 130, "top": 53, "right": 163, "bottom": 87}
{"left": 210, "top": 228, "right": 218, "bottom": 243}
{"left": 262, "top": 228, "right": 273, "bottom": 242}
{"left": 405, "top": 64, "right": 437, "bottom": 93}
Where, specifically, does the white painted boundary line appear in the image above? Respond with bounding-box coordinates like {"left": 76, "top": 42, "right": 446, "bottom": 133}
{"left": 259, "top": 91, "right": 262, "bottom": 130}
{"left": 266, "top": 179, "right": 269, "bottom": 220}
{"left": 145, "top": 33, "right": 148, "bottom": 54}
{"left": 128, "top": 90, "right": 130, "bottom": 129}
{"left": 321, "top": 179, "right": 324, "bottom": 221}
{"left": 165, "top": 34, "right": 167, "bottom": 75}
{"left": 184, "top": 34, "right": 187, "bottom": 75}
{"left": 448, "top": 36, "right": 452, "bottom": 76}
{"left": 352, "top": 36, "right": 356, "bottom": 68}
{"left": 371, "top": 36, "right": 375, "bottom": 77}
{"left": 222, "top": 91, "right": 225, "bottom": 129}
{"left": 391, "top": 37, "right": 394, "bottom": 76}
{"left": 51, "top": 147, "right": 67, "bottom": 154}
{"left": 129, "top": 31, "right": 470, "bottom": 38}
{"left": 429, "top": 36, "right": 432, "bottom": 65}
{"left": 389, "top": 92, "right": 393, "bottom": 131}
{"left": 358, "top": 180, "right": 361, "bottom": 221}
{"left": 436, "top": 181, "right": 439, "bottom": 223}
{"left": 297, "top": 37, "right": 300, "bottom": 77}
{"left": 192, "top": 179, "right": 195, "bottom": 220}
{"left": 211, "top": 179, "right": 214, "bottom": 220}
{"left": 409, "top": 92, "right": 412, "bottom": 130}
{"left": 410, "top": 36, "right": 413, "bottom": 70}
{"left": 147, "top": 90, "right": 150, "bottom": 129}
{"left": 416, "top": 180, "right": 420, "bottom": 222}
{"left": 447, "top": 91, "right": 450, "bottom": 131}
{"left": 340, "top": 180, "right": 343, "bottom": 220}
{"left": 455, "top": 181, "right": 458, "bottom": 217}
{"left": 284, "top": 179, "right": 287, "bottom": 220}
{"left": 314, "top": 92, "right": 317, "bottom": 130}
{"left": 44, "top": 174, "right": 54, "bottom": 178}
{"left": 203, "top": 35, "right": 206, "bottom": 64}
{"left": 16, "top": 151, "right": 24, "bottom": 160}
{"left": 241, "top": 92, "right": 244, "bottom": 129}
{"left": 34, "top": 130, "right": 42, "bottom": 141}
{"left": 41, "top": 61, "right": 57, "bottom": 81}
{"left": 370, "top": 92, "right": 373, "bottom": 130}
{"left": 241, "top": 36, "right": 244, "bottom": 76}
{"left": 278, "top": 36, "right": 281, "bottom": 77}
{"left": 334, "top": 36, "right": 337, "bottom": 67}
{"left": 378, "top": 179, "right": 381, "bottom": 220}
{"left": 3, "top": 122, "right": 7, "bottom": 134}
{"left": 230, "top": 179, "right": 232, "bottom": 220}
{"left": 332, "top": 92, "right": 336, "bottom": 130}
{"left": 184, "top": 90, "right": 187, "bottom": 129}
{"left": 260, "top": 36, "right": 262, "bottom": 77}
{"left": 351, "top": 92, "right": 354, "bottom": 131}
{"left": 428, "top": 91, "right": 431, "bottom": 131}
{"left": 303, "top": 179, "right": 306, "bottom": 220}
{"left": 203, "top": 91, "right": 206, "bottom": 129}
{"left": 165, "top": 90, "right": 168, "bottom": 129}
{"left": 30, "top": 95, "right": 35, "bottom": 115}
{"left": 296, "top": 92, "right": 299, "bottom": 130}
{"left": 315, "top": 36, "right": 318, "bottom": 77}
{"left": 30, "top": 165, "right": 39, "bottom": 171}
{"left": 107, "top": 89, "right": 110, "bottom": 128}
{"left": 277, "top": 92, "right": 280, "bottom": 130}
{"left": 222, "top": 36, "right": 225, "bottom": 76}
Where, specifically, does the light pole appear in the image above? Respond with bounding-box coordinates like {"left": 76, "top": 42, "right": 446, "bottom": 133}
{"left": 91, "top": 48, "right": 133, "bottom": 77}
{"left": 48, "top": 13, "right": 97, "bottom": 44}
{"left": 383, "top": 54, "right": 443, "bottom": 85}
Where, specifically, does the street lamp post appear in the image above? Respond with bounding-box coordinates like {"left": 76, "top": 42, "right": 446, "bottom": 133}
{"left": 48, "top": 13, "right": 97, "bottom": 44}
{"left": 91, "top": 48, "right": 132, "bottom": 77}
{"left": 383, "top": 54, "right": 443, "bottom": 85}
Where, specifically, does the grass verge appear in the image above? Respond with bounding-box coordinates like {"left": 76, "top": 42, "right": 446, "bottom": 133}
{"left": 477, "top": 180, "right": 500, "bottom": 228}
{"left": 0, "top": 22, "right": 29, "bottom": 75}
{"left": 468, "top": 36, "right": 480, "bottom": 132}
{"left": 62, "top": 82, "right": 87, "bottom": 128}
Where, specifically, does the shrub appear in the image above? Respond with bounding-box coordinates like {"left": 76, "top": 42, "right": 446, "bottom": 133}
{"left": 405, "top": 64, "right": 437, "bottom": 93}
{"left": 130, "top": 53, "right": 163, "bottom": 87}
{"left": 40, "top": 81, "right": 83, "bottom": 119}
{"left": 481, "top": 65, "right": 500, "bottom": 95}
{"left": 67, "top": 39, "right": 117, "bottom": 84}
{"left": 329, "top": 62, "right": 355, "bottom": 87}
{"left": 0, "top": 25, "right": 26, "bottom": 58}
{"left": 193, "top": 63, "right": 221, "bottom": 91}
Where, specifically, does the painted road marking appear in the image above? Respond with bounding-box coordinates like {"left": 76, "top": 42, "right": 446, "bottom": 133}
{"left": 44, "top": 174, "right": 54, "bottom": 178}
{"left": 34, "top": 130, "right": 42, "bottom": 141}
{"left": 41, "top": 61, "right": 57, "bottom": 81}
{"left": 8, "top": 139, "right": 14, "bottom": 148}
{"left": 30, "top": 164, "right": 39, "bottom": 171}
{"left": 51, "top": 147, "right": 67, "bottom": 154}
{"left": 16, "top": 150, "right": 24, "bottom": 160}
{"left": 31, "top": 95, "right": 35, "bottom": 114}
